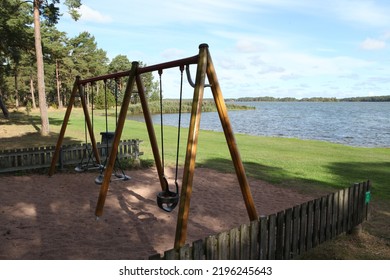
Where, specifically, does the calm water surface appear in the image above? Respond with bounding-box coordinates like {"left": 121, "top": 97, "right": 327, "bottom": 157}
{"left": 128, "top": 102, "right": 390, "bottom": 148}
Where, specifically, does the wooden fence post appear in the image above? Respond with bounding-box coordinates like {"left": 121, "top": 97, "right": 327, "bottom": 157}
{"left": 206, "top": 235, "right": 218, "bottom": 260}
{"left": 217, "top": 231, "right": 229, "bottom": 260}
{"left": 325, "top": 194, "right": 332, "bottom": 241}
{"left": 306, "top": 200, "right": 314, "bottom": 251}
{"left": 240, "top": 223, "right": 251, "bottom": 259}
{"left": 268, "top": 214, "right": 276, "bottom": 259}
{"left": 350, "top": 182, "right": 366, "bottom": 236}
{"left": 319, "top": 196, "right": 327, "bottom": 243}
{"left": 258, "top": 216, "right": 268, "bottom": 260}
{"left": 192, "top": 239, "right": 204, "bottom": 260}
{"left": 276, "top": 211, "right": 285, "bottom": 260}
{"left": 312, "top": 198, "right": 321, "bottom": 247}
{"left": 229, "top": 227, "right": 240, "bottom": 260}
{"left": 364, "top": 180, "right": 371, "bottom": 221}
{"left": 284, "top": 208, "right": 293, "bottom": 259}
{"left": 332, "top": 192, "right": 338, "bottom": 238}
{"left": 299, "top": 202, "right": 308, "bottom": 256}
{"left": 250, "top": 220, "right": 260, "bottom": 259}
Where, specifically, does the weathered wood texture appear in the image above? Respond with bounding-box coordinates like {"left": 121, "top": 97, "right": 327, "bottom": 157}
{"left": 150, "top": 181, "right": 371, "bottom": 260}
{"left": 0, "top": 139, "right": 142, "bottom": 173}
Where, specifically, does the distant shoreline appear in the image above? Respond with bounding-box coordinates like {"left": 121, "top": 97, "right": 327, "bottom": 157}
{"left": 230, "top": 95, "right": 390, "bottom": 102}
{"left": 127, "top": 99, "right": 255, "bottom": 115}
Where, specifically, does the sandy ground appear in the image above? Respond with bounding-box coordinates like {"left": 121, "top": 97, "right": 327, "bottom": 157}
{"left": 0, "top": 167, "right": 321, "bottom": 260}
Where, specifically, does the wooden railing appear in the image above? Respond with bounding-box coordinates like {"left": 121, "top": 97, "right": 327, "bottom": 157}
{"left": 150, "top": 181, "right": 371, "bottom": 260}
{"left": 0, "top": 139, "right": 142, "bottom": 173}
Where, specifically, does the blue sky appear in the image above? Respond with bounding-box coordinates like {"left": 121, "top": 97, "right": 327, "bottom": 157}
{"left": 57, "top": 0, "right": 390, "bottom": 99}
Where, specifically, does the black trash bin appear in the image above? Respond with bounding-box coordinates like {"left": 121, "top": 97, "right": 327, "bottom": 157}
{"left": 100, "top": 132, "right": 115, "bottom": 157}
{"left": 100, "top": 131, "right": 115, "bottom": 145}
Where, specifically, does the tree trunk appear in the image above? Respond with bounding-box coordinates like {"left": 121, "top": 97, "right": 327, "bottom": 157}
{"left": 30, "top": 75, "right": 37, "bottom": 109}
{"left": 0, "top": 90, "right": 9, "bottom": 119}
{"left": 33, "top": 0, "right": 50, "bottom": 135}
{"left": 14, "top": 68, "right": 19, "bottom": 108}
{"left": 56, "top": 59, "right": 63, "bottom": 109}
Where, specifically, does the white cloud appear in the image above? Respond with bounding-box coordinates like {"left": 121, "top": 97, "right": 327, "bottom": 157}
{"left": 360, "top": 38, "right": 386, "bottom": 50}
{"left": 79, "top": 5, "right": 112, "bottom": 23}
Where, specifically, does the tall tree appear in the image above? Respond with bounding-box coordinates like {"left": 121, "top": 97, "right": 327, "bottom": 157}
{"left": 108, "top": 55, "right": 132, "bottom": 103}
{"left": 108, "top": 56, "right": 159, "bottom": 104}
{"left": 41, "top": 24, "right": 69, "bottom": 108}
{"left": 31, "top": 0, "right": 81, "bottom": 135}
{"left": 0, "top": 0, "right": 33, "bottom": 114}
{"left": 138, "top": 61, "right": 159, "bottom": 102}
{"left": 68, "top": 31, "right": 108, "bottom": 109}
{"left": 68, "top": 31, "right": 108, "bottom": 78}
{"left": 32, "top": 0, "right": 49, "bottom": 134}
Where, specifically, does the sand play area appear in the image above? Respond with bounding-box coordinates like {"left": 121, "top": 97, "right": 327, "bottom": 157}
{"left": 0, "top": 167, "right": 321, "bottom": 259}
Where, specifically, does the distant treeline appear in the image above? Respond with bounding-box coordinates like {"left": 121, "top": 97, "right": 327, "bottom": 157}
{"left": 233, "top": 95, "right": 390, "bottom": 102}
{"left": 127, "top": 99, "right": 255, "bottom": 115}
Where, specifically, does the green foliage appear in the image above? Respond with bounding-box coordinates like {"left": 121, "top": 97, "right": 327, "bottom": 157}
{"left": 0, "top": 0, "right": 33, "bottom": 60}
{"left": 40, "top": 1, "right": 60, "bottom": 25}
{"left": 340, "top": 95, "right": 390, "bottom": 102}
{"left": 0, "top": 0, "right": 86, "bottom": 109}
{"left": 35, "top": 0, "right": 81, "bottom": 25}
{"left": 94, "top": 90, "right": 116, "bottom": 110}
{"left": 64, "top": 0, "right": 82, "bottom": 20}
{"left": 108, "top": 55, "right": 132, "bottom": 73}
{"left": 68, "top": 31, "right": 109, "bottom": 78}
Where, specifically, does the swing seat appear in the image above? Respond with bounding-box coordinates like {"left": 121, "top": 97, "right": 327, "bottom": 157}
{"left": 157, "top": 190, "right": 179, "bottom": 212}
{"left": 95, "top": 174, "right": 104, "bottom": 185}
{"left": 94, "top": 173, "right": 131, "bottom": 185}
{"left": 75, "top": 163, "right": 103, "bottom": 173}
{"left": 114, "top": 173, "right": 131, "bottom": 180}
{"left": 75, "top": 165, "right": 85, "bottom": 173}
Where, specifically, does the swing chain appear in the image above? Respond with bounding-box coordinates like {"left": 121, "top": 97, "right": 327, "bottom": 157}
{"left": 156, "top": 67, "right": 184, "bottom": 212}
{"left": 158, "top": 69, "right": 165, "bottom": 177}
{"left": 174, "top": 66, "right": 184, "bottom": 188}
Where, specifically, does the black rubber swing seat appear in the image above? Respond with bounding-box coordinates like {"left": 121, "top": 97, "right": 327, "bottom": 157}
{"left": 75, "top": 163, "right": 103, "bottom": 173}
{"left": 94, "top": 173, "right": 131, "bottom": 185}
{"left": 157, "top": 190, "right": 179, "bottom": 212}
{"left": 75, "top": 165, "right": 85, "bottom": 173}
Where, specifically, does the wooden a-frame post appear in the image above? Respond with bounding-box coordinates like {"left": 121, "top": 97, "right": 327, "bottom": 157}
{"left": 48, "top": 76, "right": 100, "bottom": 176}
{"left": 174, "top": 44, "right": 258, "bottom": 249}
{"left": 94, "top": 62, "right": 139, "bottom": 216}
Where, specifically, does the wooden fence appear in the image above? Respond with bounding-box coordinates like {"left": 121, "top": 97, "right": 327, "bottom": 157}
{"left": 150, "top": 181, "right": 371, "bottom": 260}
{"left": 0, "top": 139, "right": 143, "bottom": 173}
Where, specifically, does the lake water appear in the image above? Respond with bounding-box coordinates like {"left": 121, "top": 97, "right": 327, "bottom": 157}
{"left": 128, "top": 102, "right": 390, "bottom": 148}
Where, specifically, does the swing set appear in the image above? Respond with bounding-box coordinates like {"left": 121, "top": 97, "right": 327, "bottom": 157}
{"left": 49, "top": 44, "right": 258, "bottom": 249}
